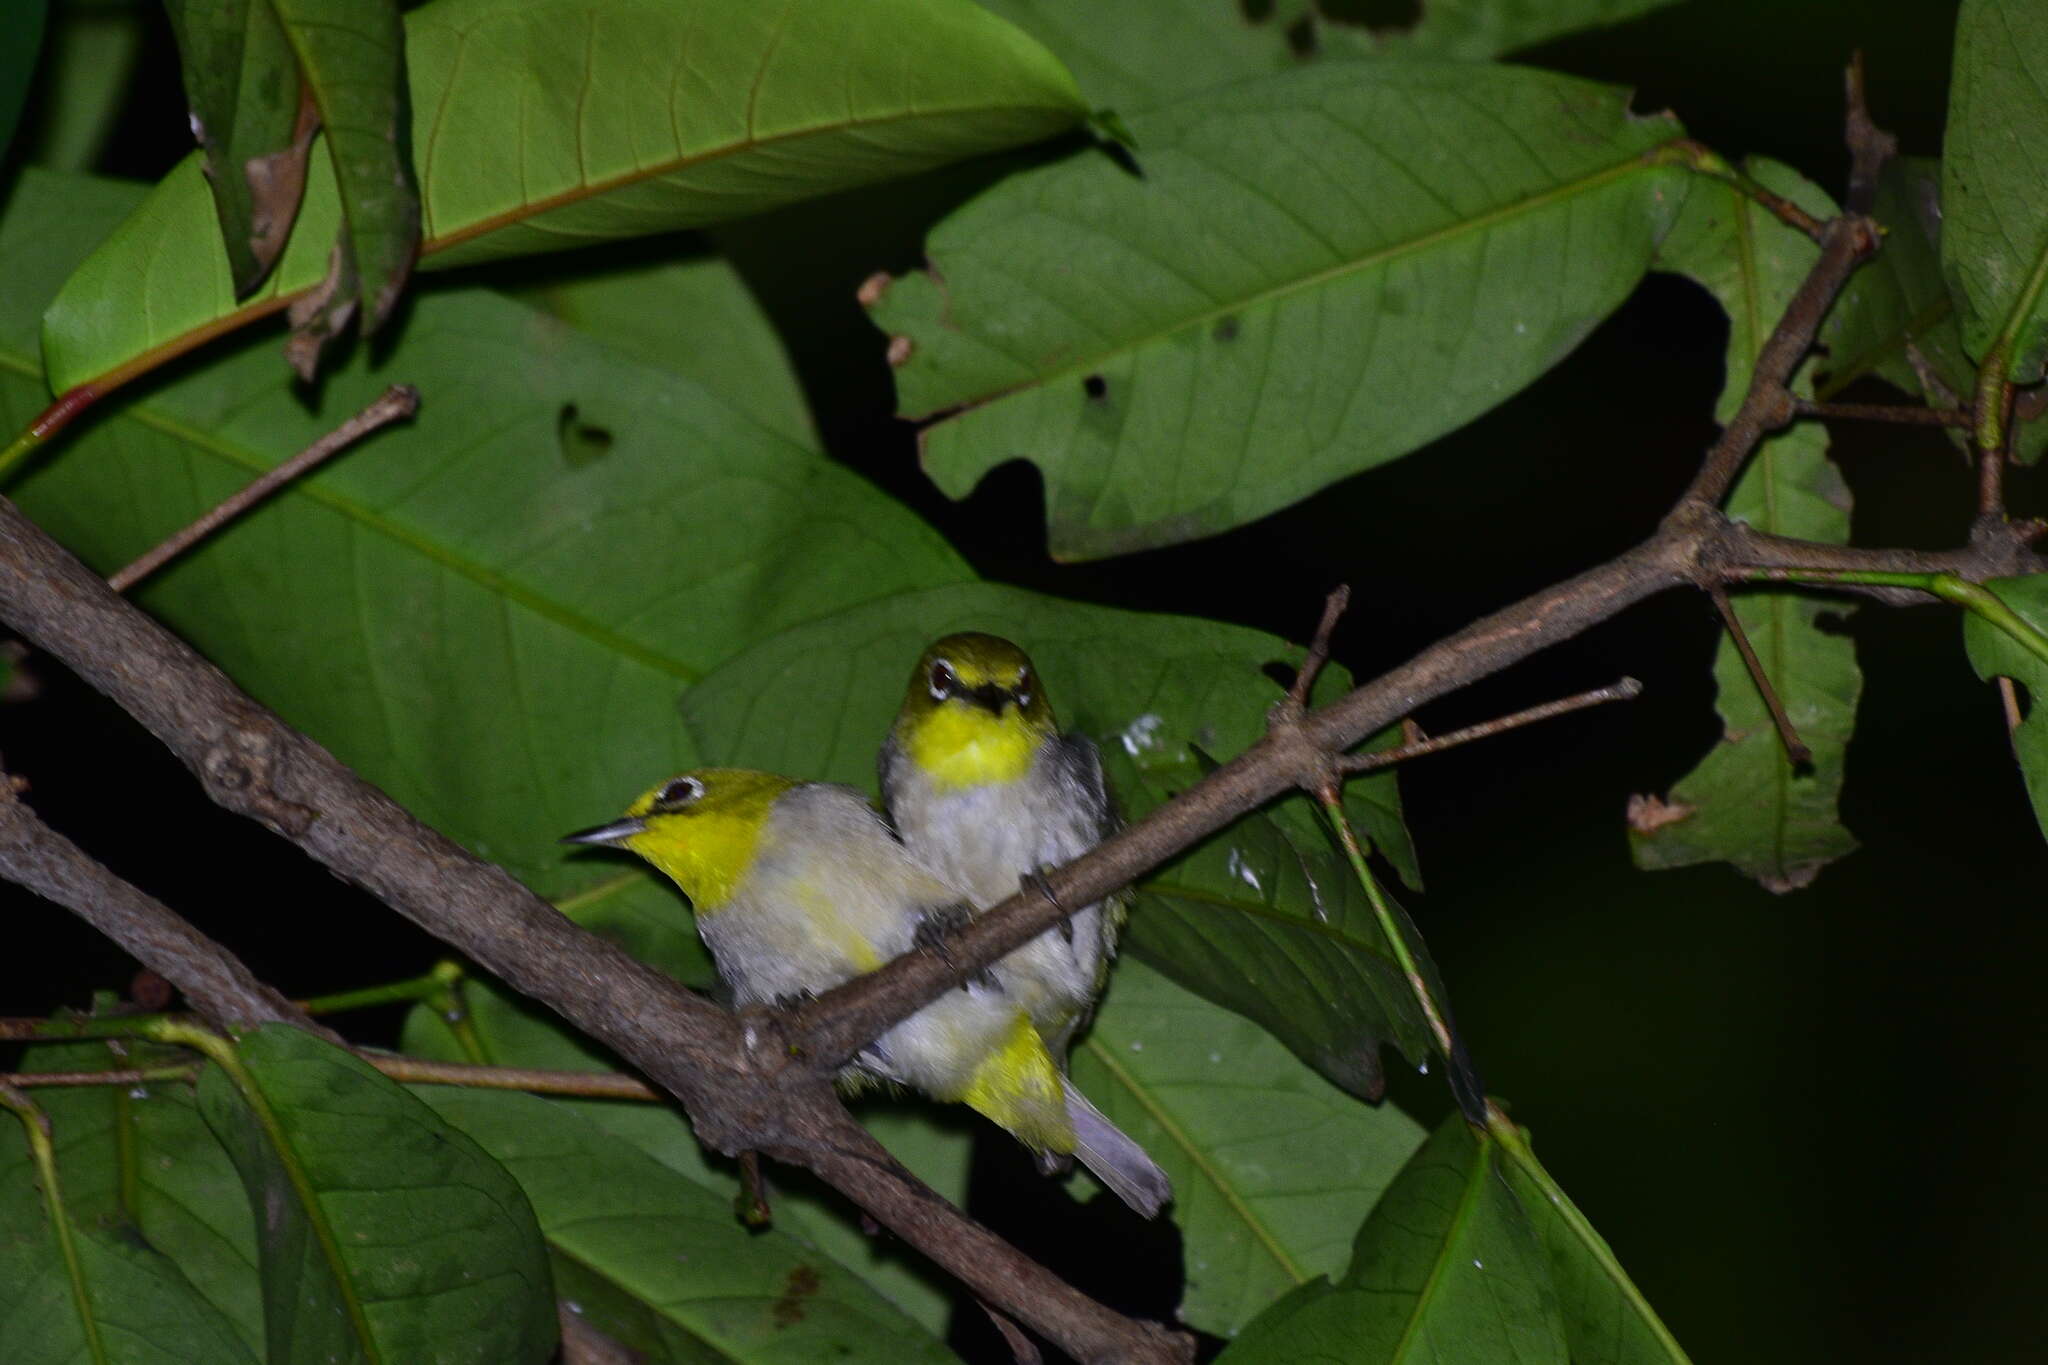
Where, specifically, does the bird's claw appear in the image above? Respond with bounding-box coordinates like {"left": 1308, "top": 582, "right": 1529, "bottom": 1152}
{"left": 915, "top": 903, "right": 993, "bottom": 989}
{"left": 1024, "top": 869, "right": 1073, "bottom": 943}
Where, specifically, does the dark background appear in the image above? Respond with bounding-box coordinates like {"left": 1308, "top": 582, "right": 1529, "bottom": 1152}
{"left": 5, "top": 1, "right": 2042, "bottom": 1360}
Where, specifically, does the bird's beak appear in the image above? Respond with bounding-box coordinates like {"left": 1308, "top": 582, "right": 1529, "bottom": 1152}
{"left": 560, "top": 816, "right": 647, "bottom": 847}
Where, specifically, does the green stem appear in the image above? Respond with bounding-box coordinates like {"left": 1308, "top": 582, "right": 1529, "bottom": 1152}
{"left": 1487, "top": 1103, "right": 1694, "bottom": 1363}
{"left": 0, "top": 424, "right": 42, "bottom": 482}
{"left": 0, "top": 1084, "right": 109, "bottom": 1364}
{"left": 1315, "top": 792, "right": 1455, "bottom": 1059}
{"left": 1741, "top": 569, "right": 2048, "bottom": 667}
{"left": 427, "top": 964, "right": 490, "bottom": 1066}
{"left": 2, "top": 963, "right": 460, "bottom": 1043}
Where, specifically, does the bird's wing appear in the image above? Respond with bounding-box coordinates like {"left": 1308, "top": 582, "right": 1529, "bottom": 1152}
{"left": 1044, "top": 733, "right": 1118, "bottom": 842}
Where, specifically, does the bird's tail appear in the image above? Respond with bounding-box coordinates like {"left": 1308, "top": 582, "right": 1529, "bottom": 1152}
{"left": 1063, "top": 1078, "right": 1172, "bottom": 1219}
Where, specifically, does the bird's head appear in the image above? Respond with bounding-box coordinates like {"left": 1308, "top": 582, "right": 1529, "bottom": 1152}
{"left": 893, "top": 633, "right": 1058, "bottom": 791}
{"left": 562, "top": 768, "right": 797, "bottom": 911}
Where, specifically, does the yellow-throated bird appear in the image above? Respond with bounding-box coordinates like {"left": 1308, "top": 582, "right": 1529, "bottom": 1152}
{"left": 879, "top": 634, "right": 1125, "bottom": 1065}
{"left": 564, "top": 768, "right": 1169, "bottom": 1217}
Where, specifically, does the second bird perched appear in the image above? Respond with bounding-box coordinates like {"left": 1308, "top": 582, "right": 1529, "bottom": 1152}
{"left": 879, "top": 633, "right": 1126, "bottom": 1065}
{"left": 564, "top": 767, "right": 1170, "bottom": 1217}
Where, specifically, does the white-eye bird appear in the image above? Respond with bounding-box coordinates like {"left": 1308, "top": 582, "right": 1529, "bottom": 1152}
{"left": 879, "top": 634, "right": 1125, "bottom": 1065}
{"left": 562, "top": 768, "right": 1170, "bottom": 1217}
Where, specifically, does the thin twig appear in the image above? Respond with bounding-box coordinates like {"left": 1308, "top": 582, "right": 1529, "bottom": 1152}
{"left": 1978, "top": 378, "right": 2016, "bottom": 517}
{"left": 1288, "top": 584, "right": 1350, "bottom": 710}
{"left": 107, "top": 385, "right": 418, "bottom": 594}
{"left": 1843, "top": 53, "right": 1897, "bottom": 216}
{"left": 1340, "top": 678, "right": 1643, "bottom": 774}
{"left": 1793, "top": 399, "right": 1967, "bottom": 427}
{"left": 1707, "top": 588, "right": 1812, "bottom": 766}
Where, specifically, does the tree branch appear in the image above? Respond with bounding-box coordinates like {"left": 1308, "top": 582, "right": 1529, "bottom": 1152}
{"left": 0, "top": 771, "right": 333, "bottom": 1038}
{"left": 0, "top": 495, "right": 1186, "bottom": 1365}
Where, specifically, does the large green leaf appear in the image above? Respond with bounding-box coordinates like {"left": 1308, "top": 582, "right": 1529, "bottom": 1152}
{"left": 1, "top": 1070, "right": 261, "bottom": 1365}
{"left": 196, "top": 1026, "right": 556, "bottom": 1364}
{"left": 1072, "top": 959, "right": 1425, "bottom": 1338}
{"left": 2, "top": 171, "right": 969, "bottom": 932}
{"left": 1963, "top": 575, "right": 2048, "bottom": 843}
{"left": 871, "top": 62, "right": 1693, "bottom": 559}
{"left": 1633, "top": 160, "right": 1860, "bottom": 891}
{"left": 1941, "top": 0, "right": 2048, "bottom": 386}
{"left": 1497, "top": 1141, "right": 1690, "bottom": 1365}
{"left": 1215, "top": 1116, "right": 1566, "bottom": 1363}
{"left": 400, "top": 977, "right": 972, "bottom": 1337}
{"left": 512, "top": 252, "right": 815, "bottom": 448}
{"left": 677, "top": 582, "right": 1434, "bottom": 1103}
{"left": 971, "top": 0, "right": 1678, "bottom": 112}
{"left": 13, "top": 1042, "right": 264, "bottom": 1353}
{"left": 416, "top": 1088, "right": 955, "bottom": 1364}
{"left": 39, "top": 0, "right": 1086, "bottom": 393}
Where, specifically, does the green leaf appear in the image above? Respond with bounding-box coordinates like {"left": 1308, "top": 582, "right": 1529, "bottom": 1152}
{"left": 677, "top": 581, "right": 1431, "bottom": 1102}
{"left": 0, "top": 0, "right": 45, "bottom": 162}
{"left": 1071, "top": 958, "right": 1425, "bottom": 1338}
{"left": 1820, "top": 159, "right": 1972, "bottom": 403}
{"left": 1496, "top": 1140, "right": 1690, "bottom": 1365}
{"left": 1217, "top": 1116, "right": 1565, "bottom": 1363}
{"left": 3, "top": 170, "right": 969, "bottom": 924}
{"left": 1821, "top": 158, "right": 2048, "bottom": 465}
{"left": 1635, "top": 160, "right": 1860, "bottom": 891}
{"left": 20, "top": 0, "right": 148, "bottom": 173}
{"left": 39, "top": 0, "right": 1087, "bottom": 393}
{"left": 400, "top": 976, "right": 972, "bottom": 1337}
{"left": 196, "top": 1025, "right": 556, "bottom": 1364}
{"left": 1941, "top": 0, "right": 2048, "bottom": 385}
{"left": 872, "top": 62, "right": 1693, "bottom": 559}
{"left": 1, "top": 1074, "right": 260, "bottom": 1365}
{"left": 970, "top": 0, "right": 1678, "bottom": 112}
{"left": 269, "top": 0, "right": 418, "bottom": 341}
{"left": 512, "top": 252, "right": 815, "bottom": 448}
{"left": 1963, "top": 574, "right": 2048, "bottom": 843}
{"left": 164, "top": 0, "right": 317, "bottom": 295}
{"left": 416, "top": 1088, "right": 955, "bottom": 1364}
{"left": 12, "top": 1043, "right": 264, "bottom": 1353}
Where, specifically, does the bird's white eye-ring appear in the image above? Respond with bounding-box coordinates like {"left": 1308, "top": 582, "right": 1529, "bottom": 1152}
{"left": 928, "top": 660, "right": 956, "bottom": 701}
{"left": 1015, "top": 666, "right": 1033, "bottom": 708}
{"left": 657, "top": 776, "right": 704, "bottom": 807}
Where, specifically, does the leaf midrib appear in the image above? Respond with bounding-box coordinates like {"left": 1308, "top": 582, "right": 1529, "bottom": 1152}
{"left": 1079, "top": 1032, "right": 1308, "bottom": 1288}
{"left": 919, "top": 143, "right": 1683, "bottom": 417}
{"left": 1387, "top": 1137, "right": 1495, "bottom": 1362}
{"left": 0, "top": 349, "right": 700, "bottom": 685}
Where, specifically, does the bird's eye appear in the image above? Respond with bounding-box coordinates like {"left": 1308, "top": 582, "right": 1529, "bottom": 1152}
{"left": 657, "top": 776, "right": 704, "bottom": 807}
{"left": 928, "top": 660, "right": 956, "bottom": 701}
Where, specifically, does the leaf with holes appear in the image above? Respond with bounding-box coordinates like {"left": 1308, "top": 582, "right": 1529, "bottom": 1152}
{"left": 1634, "top": 160, "right": 1860, "bottom": 891}
{"left": 400, "top": 974, "right": 974, "bottom": 1336}
{"left": 1941, "top": 0, "right": 2048, "bottom": 386}
{"left": 871, "top": 61, "right": 1694, "bottom": 559}
{"left": 971, "top": 0, "right": 1679, "bottom": 112}
{"left": 677, "top": 581, "right": 1434, "bottom": 1103}
{"left": 40, "top": 0, "right": 1085, "bottom": 395}
{"left": 1963, "top": 575, "right": 2048, "bottom": 844}
{"left": 196, "top": 1026, "right": 556, "bottom": 1364}
{"left": 511, "top": 252, "right": 815, "bottom": 447}
{"left": 1216, "top": 1115, "right": 1566, "bottom": 1363}
{"left": 3, "top": 170, "right": 968, "bottom": 950}
{"left": 1071, "top": 958, "right": 1425, "bottom": 1337}
{"left": 415, "top": 1088, "right": 955, "bottom": 1362}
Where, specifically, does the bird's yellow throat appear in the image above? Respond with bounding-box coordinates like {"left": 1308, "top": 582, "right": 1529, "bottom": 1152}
{"left": 904, "top": 704, "right": 1047, "bottom": 792}
{"left": 621, "top": 769, "right": 795, "bottom": 912}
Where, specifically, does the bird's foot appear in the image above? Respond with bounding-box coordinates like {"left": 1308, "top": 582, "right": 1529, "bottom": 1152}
{"left": 1024, "top": 868, "right": 1073, "bottom": 943}
{"left": 914, "top": 902, "right": 993, "bottom": 989}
